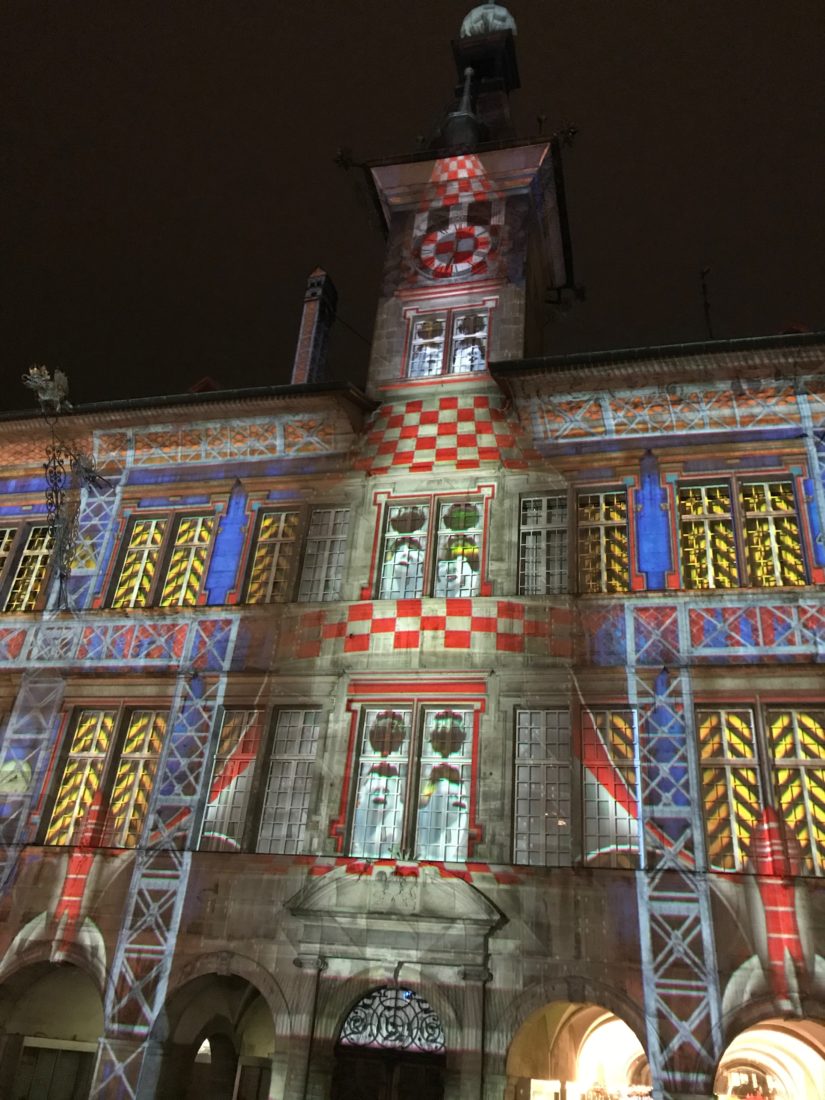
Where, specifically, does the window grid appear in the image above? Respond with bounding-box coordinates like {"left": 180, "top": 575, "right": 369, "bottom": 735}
{"left": 407, "top": 309, "right": 489, "bottom": 379}
{"left": 297, "top": 508, "right": 350, "bottom": 602}
{"left": 697, "top": 708, "right": 760, "bottom": 871}
{"left": 583, "top": 709, "right": 638, "bottom": 867}
{"left": 679, "top": 484, "right": 738, "bottom": 590}
{"left": 201, "top": 710, "right": 263, "bottom": 851}
{"left": 377, "top": 497, "right": 483, "bottom": 599}
{"left": 111, "top": 518, "right": 168, "bottom": 609}
{"left": 433, "top": 500, "right": 481, "bottom": 597}
{"left": 577, "top": 491, "right": 629, "bottom": 594}
{"left": 766, "top": 708, "right": 825, "bottom": 876}
{"left": 350, "top": 704, "right": 474, "bottom": 861}
{"left": 108, "top": 711, "right": 166, "bottom": 847}
{"left": 245, "top": 510, "right": 300, "bottom": 604}
{"left": 378, "top": 505, "right": 430, "bottom": 599}
{"left": 513, "top": 709, "right": 571, "bottom": 866}
{"left": 518, "top": 495, "right": 568, "bottom": 595}
{"left": 158, "top": 515, "right": 214, "bottom": 607}
{"left": 5, "top": 526, "right": 53, "bottom": 611}
{"left": 0, "top": 528, "right": 16, "bottom": 575}
{"left": 257, "top": 709, "right": 321, "bottom": 854}
{"left": 45, "top": 710, "right": 116, "bottom": 845}
{"left": 740, "top": 481, "right": 806, "bottom": 587}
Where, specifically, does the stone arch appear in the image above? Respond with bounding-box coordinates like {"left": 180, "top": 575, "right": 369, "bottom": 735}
{"left": 0, "top": 960, "right": 104, "bottom": 1100}
{"left": 145, "top": 955, "right": 289, "bottom": 1100}
{"left": 712, "top": 1015, "right": 825, "bottom": 1098}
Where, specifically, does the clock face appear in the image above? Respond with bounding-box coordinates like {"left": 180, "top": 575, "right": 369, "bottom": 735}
{"left": 417, "top": 222, "right": 495, "bottom": 279}
{"left": 0, "top": 759, "right": 32, "bottom": 796}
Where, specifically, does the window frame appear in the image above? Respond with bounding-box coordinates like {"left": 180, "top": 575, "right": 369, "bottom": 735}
{"left": 198, "top": 705, "right": 323, "bottom": 855}
{"left": 575, "top": 487, "right": 631, "bottom": 595}
{"left": 404, "top": 305, "right": 492, "bottom": 380}
{"left": 0, "top": 521, "right": 54, "bottom": 612}
{"left": 373, "top": 491, "right": 490, "bottom": 601}
{"left": 242, "top": 503, "right": 351, "bottom": 605}
{"left": 106, "top": 509, "right": 216, "bottom": 609}
{"left": 677, "top": 475, "right": 809, "bottom": 590}
{"left": 517, "top": 492, "right": 569, "bottom": 596}
{"left": 42, "top": 706, "right": 168, "bottom": 849}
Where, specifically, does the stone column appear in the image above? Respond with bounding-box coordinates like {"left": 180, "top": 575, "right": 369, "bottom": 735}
{"left": 458, "top": 965, "right": 492, "bottom": 1100}
{"left": 291, "top": 954, "right": 327, "bottom": 1100}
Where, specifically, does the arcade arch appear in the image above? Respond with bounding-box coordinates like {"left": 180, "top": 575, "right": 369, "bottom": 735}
{"left": 714, "top": 1018, "right": 825, "bottom": 1099}
{"left": 506, "top": 1001, "right": 651, "bottom": 1100}
{"left": 152, "top": 973, "right": 277, "bottom": 1100}
{"left": 0, "top": 962, "right": 103, "bottom": 1099}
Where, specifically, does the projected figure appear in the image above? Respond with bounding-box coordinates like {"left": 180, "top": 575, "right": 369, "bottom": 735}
{"left": 434, "top": 534, "right": 479, "bottom": 597}
{"left": 417, "top": 710, "right": 469, "bottom": 861}
{"left": 381, "top": 536, "right": 426, "bottom": 599}
{"left": 351, "top": 711, "right": 409, "bottom": 858}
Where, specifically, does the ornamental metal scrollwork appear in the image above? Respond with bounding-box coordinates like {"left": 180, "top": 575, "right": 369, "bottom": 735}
{"left": 338, "top": 987, "right": 445, "bottom": 1053}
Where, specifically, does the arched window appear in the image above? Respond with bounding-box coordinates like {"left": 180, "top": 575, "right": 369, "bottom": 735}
{"left": 339, "top": 987, "right": 445, "bottom": 1054}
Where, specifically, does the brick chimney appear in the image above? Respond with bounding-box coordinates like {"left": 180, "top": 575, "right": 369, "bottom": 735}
{"left": 291, "top": 268, "right": 338, "bottom": 385}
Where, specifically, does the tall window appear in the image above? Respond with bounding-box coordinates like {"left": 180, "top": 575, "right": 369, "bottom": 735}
{"left": 698, "top": 706, "right": 825, "bottom": 875}
{"left": 679, "top": 479, "right": 806, "bottom": 589}
{"left": 513, "top": 709, "right": 572, "bottom": 866}
{"left": 245, "top": 506, "right": 350, "bottom": 604}
{"left": 110, "top": 513, "right": 214, "bottom": 608}
{"left": 45, "top": 709, "right": 166, "bottom": 848}
{"left": 518, "top": 495, "right": 568, "bottom": 595}
{"left": 0, "top": 524, "right": 53, "bottom": 611}
{"left": 577, "top": 491, "right": 630, "bottom": 594}
{"left": 581, "top": 708, "right": 638, "bottom": 867}
{"left": 350, "top": 705, "right": 474, "bottom": 861}
{"left": 406, "top": 309, "right": 489, "bottom": 378}
{"left": 200, "top": 708, "right": 321, "bottom": 854}
{"left": 377, "top": 498, "right": 483, "bottom": 599}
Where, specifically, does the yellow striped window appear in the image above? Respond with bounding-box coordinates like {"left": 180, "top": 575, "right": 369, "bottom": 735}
{"left": 2, "top": 526, "right": 53, "bottom": 612}
{"left": 110, "top": 513, "right": 214, "bottom": 609}
{"left": 45, "top": 709, "right": 166, "bottom": 848}
{"left": 679, "top": 480, "right": 806, "bottom": 590}
{"left": 245, "top": 511, "right": 300, "bottom": 603}
{"left": 577, "top": 491, "right": 629, "bottom": 594}
{"left": 766, "top": 708, "right": 825, "bottom": 876}
{"left": 697, "top": 708, "right": 761, "bottom": 871}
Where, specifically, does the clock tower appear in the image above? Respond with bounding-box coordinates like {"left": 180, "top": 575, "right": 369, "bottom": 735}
{"left": 364, "top": 4, "right": 573, "bottom": 398}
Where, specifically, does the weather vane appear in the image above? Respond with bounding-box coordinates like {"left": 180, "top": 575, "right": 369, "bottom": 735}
{"left": 21, "top": 364, "right": 108, "bottom": 609}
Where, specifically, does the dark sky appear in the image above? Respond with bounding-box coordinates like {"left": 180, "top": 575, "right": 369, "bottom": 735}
{"left": 2, "top": 1, "right": 824, "bottom": 413}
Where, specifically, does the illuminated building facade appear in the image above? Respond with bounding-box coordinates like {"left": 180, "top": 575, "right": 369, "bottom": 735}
{"left": 0, "top": 7, "right": 824, "bottom": 1100}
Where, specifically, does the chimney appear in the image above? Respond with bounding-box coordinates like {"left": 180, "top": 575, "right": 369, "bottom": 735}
{"left": 291, "top": 268, "right": 338, "bottom": 385}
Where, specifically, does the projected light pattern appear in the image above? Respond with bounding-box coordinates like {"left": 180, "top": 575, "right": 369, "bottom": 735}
{"left": 339, "top": 987, "right": 445, "bottom": 1053}
{"left": 158, "top": 515, "right": 214, "bottom": 607}
{"left": 577, "top": 492, "right": 629, "bottom": 594}
{"left": 245, "top": 510, "right": 299, "bottom": 603}
{"left": 5, "top": 526, "right": 53, "bottom": 611}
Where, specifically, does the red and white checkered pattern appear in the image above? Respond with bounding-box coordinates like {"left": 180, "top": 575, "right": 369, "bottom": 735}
{"left": 287, "top": 599, "right": 574, "bottom": 661}
{"left": 423, "top": 154, "right": 498, "bottom": 208}
{"left": 355, "top": 395, "right": 534, "bottom": 474}
{"left": 419, "top": 225, "right": 493, "bottom": 279}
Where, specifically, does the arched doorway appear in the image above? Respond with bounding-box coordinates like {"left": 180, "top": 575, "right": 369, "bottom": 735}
{"left": 714, "top": 1018, "right": 825, "bottom": 1098}
{"left": 154, "top": 973, "right": 275, "bottom": 1100}
{"left": 0, "top": 962, "right": 103, "bottom": 1100}
{"left": 506, "top": 1001, "right": 651, "bottom": 1100}
{"left": 331, "top": 986, "right": 446, "bottom": 1100}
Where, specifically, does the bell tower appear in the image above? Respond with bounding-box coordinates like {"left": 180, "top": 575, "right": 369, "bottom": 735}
{"left": 365, "top": 4, "right": 573, "bottom": 398}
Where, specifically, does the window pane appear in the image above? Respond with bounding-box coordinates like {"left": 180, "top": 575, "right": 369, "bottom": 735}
{"left": 201, "top": 710, "right": 263, "bottom": 851}
{"left": 5, "top": 526, "right": 53, "bottom": 611}
{"left": 577, "top": 492, "right": 629, "bottom": 594}
{"left": 697, "top": 708, "right": 760, "bottom": 871}
{"left": 378, "top": 505, "right": 430, "bottom": 599}
{"left": 350, "top": 709, "right": 411, "bottom": 859}
{"left": 45, "top": 710, "right": 116, "bottom": 845}
{"left": 679, "top": 484, "right": 737, "bottom": 589}
{"left": 513, "top": 709, "right": 571, "bottom": 866}
{"left": 582, "top": 709, "right": 638, "bottom": 867}
{"left": 416, "top": 708, "right": 473, "bottom": 861}
{"left": 766, "top": 708, "right": 825, "bottom": 876}
{"left": 519, "top": 495, "right": 568, "bottom": 595}
{"left": 109, "top": 710, "right": 166, "bottom": 847}
{"left": 158, "top": 515, "right": 214, "bottom": 607}
{"left": 449, "top": 311, "right": 488, "bottom": 374}
{"left": 257, "top": 710, "right": 321, "bottom": 855}
{"left": 408, "top": 316, "right": 446, "bottom": 378}
{"left": 246, "top": 510, "right": 300, "bottom": 603}
{"left": 0, "top": 527, "right": 17, "bottom": 576}
{"left": 433, "top": 500, "right": 482, "bottom": 597}
{"left": 740, "top": 481, "right": 806, "bottom": 587}
{"left": 297, "top": 508, "right": 350, "bottom": 602}
{"left": 111, "top": 517, "right": 167, "bottom": 609}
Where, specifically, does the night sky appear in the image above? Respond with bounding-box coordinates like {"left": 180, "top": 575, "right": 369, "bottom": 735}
{"left": 2, "top": 1, "right": 823, "bottom": 414}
